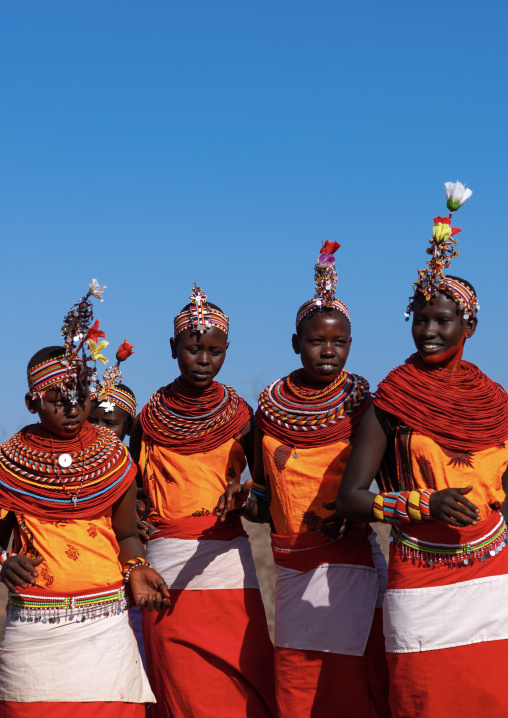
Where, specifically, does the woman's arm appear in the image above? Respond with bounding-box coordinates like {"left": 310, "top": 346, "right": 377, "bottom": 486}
{"left": 0, "top": 512, "right": 44, "bottom": 593}
{"left": 337, "top": 404, "right": 480, "bottom": 527}
{"left": 336, "top": 405, "right": 388, "bottom": 522}
{"left": 215, "top": 423, "right": 270, "bottom": 524}
{"left": 112, "top": 480, "right": 170, "bottom": 610}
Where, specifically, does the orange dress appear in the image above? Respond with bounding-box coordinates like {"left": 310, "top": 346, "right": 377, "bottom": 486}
{"left": 378, "top": 415, "right": 508, "bottom": 718}
{"left": 0, "top": 424, "right": 153, "bottom": 718}
{"left": 140, "top": 436, "right": 276, "bottom": 718}
{"left": 260, "top": 435, "right": 390, "bottom": 718}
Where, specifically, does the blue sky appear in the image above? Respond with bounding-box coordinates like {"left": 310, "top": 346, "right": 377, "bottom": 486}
{"left": 1, "top": 0, "right": 507, "bottom": 438}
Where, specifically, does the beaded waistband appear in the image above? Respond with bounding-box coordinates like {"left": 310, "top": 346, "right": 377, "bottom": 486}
{"left": 390, "top": 516, "right": 508, "bottom": 567}
{"left": 7, "top": 585, "right": 128, "bottom": 624}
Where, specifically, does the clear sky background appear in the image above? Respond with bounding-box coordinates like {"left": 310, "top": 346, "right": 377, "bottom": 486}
{"left": 1, "top": 0, "right": 507, "bottom": 439}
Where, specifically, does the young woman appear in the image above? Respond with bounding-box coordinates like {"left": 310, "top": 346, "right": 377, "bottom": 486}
{"left": 130, "top": 285, "right": 275, "bottom": 718}
{"left": 336, "top": 183, "right": 508, "bottom": 717}
{"left": 217, "top": 243, "right": 390, "bottom": 718}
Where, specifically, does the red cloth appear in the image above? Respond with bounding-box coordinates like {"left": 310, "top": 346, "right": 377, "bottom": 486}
{"left": 149, "top": 514, "right": 247, "bottom": 541}
{"left": 143, "top": 587, "right": 276, "bottom": 718}
{"left": 0, "top": 703, "right": 146, "bottom": 718}
{"left": 386, "top": 514, "right": 508, "bottom": 717}
{"left": 388, "top": 642, "right": 508, "bottom": 718}
{"left": 275, "top": 608, "right": 390, "bottom": 718}
{"left": 271, "top": 524, "right": 373, "bottom": 571}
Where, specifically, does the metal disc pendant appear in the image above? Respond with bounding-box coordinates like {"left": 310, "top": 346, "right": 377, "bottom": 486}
{"left": 58, "top": 454, "right": 72, "bottom": 468}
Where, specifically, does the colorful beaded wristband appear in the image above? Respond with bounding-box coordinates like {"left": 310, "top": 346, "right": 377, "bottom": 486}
{"left": 122, "top": 557, "right": 151, "bottom": 583}
{"left": 372, "top": 489, "right": 435, "bottom": 524}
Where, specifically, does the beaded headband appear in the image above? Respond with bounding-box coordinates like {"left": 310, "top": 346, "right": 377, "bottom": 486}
{"left": 296, "top": 241, "right": 350, "bottom": 329}
{"left": 97, "top": 342, "right": 137, "bottom": 417}
{"left": 405, "top": 181, "right": 479, "bottom": 321}
{"left": 28, "top": 279, "right": 108, "bottom": 404}
{"left": 173, "top": 283, "right": 229, "bottom": 337}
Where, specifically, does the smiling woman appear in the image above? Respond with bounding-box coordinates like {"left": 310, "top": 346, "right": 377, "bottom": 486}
{"left": 335, "top": 184, "right": 508, "bottom": 718}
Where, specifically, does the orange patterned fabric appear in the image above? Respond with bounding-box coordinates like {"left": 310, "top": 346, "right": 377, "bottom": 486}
{"left": 262, "top": 435, "right": 351, "bottom": 536}
{"left": 405, "top": 433, "right": 508, "bottom": 522}
{"left": 140, "top": 437, "right": 246, "bottom": 522}
{"left": 12, "top": 510, "right": 122, "bottom": 593}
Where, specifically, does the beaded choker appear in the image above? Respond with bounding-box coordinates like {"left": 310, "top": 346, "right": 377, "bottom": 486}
{"left": 256, "top": 369, "right": 371, "bottom": 447}
{"left": 374, "top": 354, "right": 508, "bottom": 452}
{"left": 140, "top": 377, "right": 252, "bottom": 454}
{"left": 0, "top": 423, "right": 136, "bottom": 519}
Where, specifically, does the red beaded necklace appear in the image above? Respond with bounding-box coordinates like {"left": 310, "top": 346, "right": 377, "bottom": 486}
{"left": 374, "top": 354, "right": 508, "bottom": 452}
{"left": 140, "top": 377, "right": 253, "bottom": 454}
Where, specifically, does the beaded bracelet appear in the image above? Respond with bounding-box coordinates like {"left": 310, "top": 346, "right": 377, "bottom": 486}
{"left": 234, "top": 491, "right": 256, "bottom": 516}
{"left": 372, "top": 490, "right": 435, "bottom": 524}
{"left": 122, "top": 557, "right": 152, "bottom": 584}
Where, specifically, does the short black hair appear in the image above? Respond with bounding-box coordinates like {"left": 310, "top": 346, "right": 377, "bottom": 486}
{"left": 27, "top": 346, "right": 65, "bottom": 372}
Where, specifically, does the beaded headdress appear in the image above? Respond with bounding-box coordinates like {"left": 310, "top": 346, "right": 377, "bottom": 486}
{"left": 405, "top": 181, "right": 479, "bottom": 320}
{"left": 173, "top": 283, "right": 229, "bottom": 337}
{"left": 28, "top": 279, "right": 108, "bottom": 404}
{"left": 97, "top": 341, "right": 137, "bottom": 417}
{"left": 296, "top": 241, "right": 350, "bottom": 328}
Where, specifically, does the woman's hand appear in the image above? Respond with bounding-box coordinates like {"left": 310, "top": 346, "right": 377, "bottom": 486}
{"left": 429, "top": 486, "right": 480, "bottom": 527}
{"left": 318, "top": 502, "right": 354, "bottom": 540}
{"left": 1, "top": 555, "right": 44, "bottom": 593}
{"left": 215, "top": 479, "right": 253, "bottom": 522}
{"left": 135, "top": 500, "right": 149, "bottom": 543}
{"left": 129, "top": 567, "right": 171, "bottom": 611}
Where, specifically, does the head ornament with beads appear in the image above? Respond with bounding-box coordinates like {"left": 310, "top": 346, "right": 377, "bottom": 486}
{"left": 28, "top": 279, "right": 108, "bottom": 404}
{"left": 97, "top": 341, "right": 137, "bottom": 417}
{"left": 405, "top": 181, "right": 479, "bottom": 321}
{"left": 295, "top": 240, "right": 350, "bottom": 329}
{"left": 173, "top": 283, "right": 229, "bottom": 337}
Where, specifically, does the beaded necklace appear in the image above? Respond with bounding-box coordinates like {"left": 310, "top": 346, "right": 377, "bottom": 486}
{"left": 374, "top": 354, "right": 508, "bottom": 452}
{"left": 0, "top": 422, "right": 136, "bottom": 519}
{"left": 256, "top": 369, "right": 371, "bottom": 448}
{"left": 140, "top": 377, "right": 252, "bottom": 454}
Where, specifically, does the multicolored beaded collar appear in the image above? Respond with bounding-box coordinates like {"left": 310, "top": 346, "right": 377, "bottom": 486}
{"left": 0, "top": 423, "right": 136, "bottom": 519}
{"left": 174, "top": 284, "right": 229, "bottom": 337}
{"left": 405, "top": 181, "right": 479, "bottom": 321}
{"left": 296, "top": 241, "right": 350, "bottom": 329}
{"left": 256, "top": 369, "right": 371, "bottom": 448}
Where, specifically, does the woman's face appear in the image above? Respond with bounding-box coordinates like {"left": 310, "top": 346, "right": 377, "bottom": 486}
{"left": 411, "top": 292, "right": 477, "bottom": 365}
